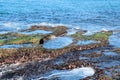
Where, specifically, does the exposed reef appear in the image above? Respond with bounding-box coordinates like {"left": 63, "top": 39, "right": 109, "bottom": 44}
{"left": 71, "top": 31, "right": 112, "bottom": 43}
{"left": 0, "top": 25, "right": 113, "bottom": 64}
{"left": 0, "top": 25, "right": 119, "bottom": 80}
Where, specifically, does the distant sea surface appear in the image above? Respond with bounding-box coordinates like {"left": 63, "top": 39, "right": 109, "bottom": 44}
{"left": 0, "top": 0, "right": 120, "bottom": 32}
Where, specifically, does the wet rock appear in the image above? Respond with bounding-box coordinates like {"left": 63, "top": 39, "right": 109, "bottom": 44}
{"left": 112, "top": 48, "right": 120, "bottom": 54}
{"left": 52, "top": 59, "right": 93, "bottom": 70}
{"left": 0, "top": 71, "right": 15, "bottom": 79}
{"left": 0, "top": 28, "right": 119, "bottom": 80}
{"left": 51, "top": 26, "right": 67, "bottom": 36}
{"left": 97, "top": 75, "right": 112, "bottom": 80}
{"left": 28, "top": 25, "right": 53, "bottom": 31}
{"left": 27, "top": 25, "right": 67, "bottom": 33}
{"left": 39, "top": 34, "right": 56, "bottom": 45}
{"left": 0, "top": 41, "right": 109, "bottom": 65}
{"left": 71, "top": 31, "right": 112, "bottom": 43}
{"left": 39, "top": 26, "right": 67, "bottom": 45}
{"left": 83, "top": 52, "right": 102, "bottom": 58}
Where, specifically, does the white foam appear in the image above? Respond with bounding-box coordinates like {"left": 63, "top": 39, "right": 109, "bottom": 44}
{"left": 74, "top": 26, "right": 81, "bottom": 30}
{"left": 1, "top": 22, "right": 26, "bottom": 32}
{"left": 39, "top": 67, "right": 95, "bottom": 80}
{"left": 66, "top": 26, "right": 81, "bottom": 35}
{"left": 0, "top": 31, "right": 8, "bottom": 34}
{"left": 66, "top": 29, "right": 78, "bottom": 35}
{"left": 101, "top": 28, "right": 108, "bottom": 32}
{"left": 2, "top": 22, "right": 24, "bottom": 30}
{"left": 28, "top": 22, "right": 68, "bottom": 28}
{"left": 83, "top": 31, "right": 94, "bottom": 35}
{"left": 2, "top": 22, "right": 20, "bottom": 27}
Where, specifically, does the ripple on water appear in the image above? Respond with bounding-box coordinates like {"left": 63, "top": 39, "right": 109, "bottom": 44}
{"left": 109, "top": 35, "right": 120, "bottom": 48}
{"left": 20, "top": 30, "right": 52, "bottom": 35}
{"left": 43, "top": 37, "right": 73, "bottom": 49}
{"left": 77, "top": 40, "right": 100, "bottom": 45}
{"left": 103, "top": 51, "right": 118, "bottom": 56}
{"left": 0, "top": 44, "right": 31, "bottom": 49}
{"left": 96, "top": 60, "right": 120, "bottom": 69}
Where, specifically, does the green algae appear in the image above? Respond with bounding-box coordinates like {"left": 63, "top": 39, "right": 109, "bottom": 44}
{"left": 0, "top": 32, "right": 28, "bottom": 45}
{"left": 0, "top": 33, "right": 43, "bottom": 45}
{"left": 92, "top": 31, "right": 112, "bottom": 41}
{"left": 0, "top": 32, "right": 26, "bottom": 39}
{"left": 0, "top": 31, "right": 112, "bottom": 46}
{"left": 6, "top": 35, "right": 41, "bottom": 44}
{"left": 0, "top": 26, "right": 66, "bottom": 45}
{"left": 71, "top": 31, "right": 113, "bottom": 42}
{"left": 0, "top": 40, "right": 4, "bottom": 45}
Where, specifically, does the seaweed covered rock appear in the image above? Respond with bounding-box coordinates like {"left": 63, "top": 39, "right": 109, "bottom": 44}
{"left": 39, "top": 26, "right": 67, "bottom": 45}
{"left": 52, "top": 26, "right": 67, "bottom": 36}
{"left": 71, "top": 31, "right": 113, "bottom": 43}
{"left": 26, "top": 25, "right": 67, "bottom": 32}
{"left": 28, "top": 25, "right": 53, "bottom": 31}
{"left": 39, "top": 34, "right": 56, "bottom": 45}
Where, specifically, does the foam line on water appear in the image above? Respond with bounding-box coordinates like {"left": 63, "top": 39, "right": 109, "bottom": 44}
{"left": 0, "top": 22, "right": 27, "bottom": 33}
{"left": 27, "top": 22, "right": 72, "bottom": 28}
{"left": 38, "top": 67, "right": 95, "bottom": 80}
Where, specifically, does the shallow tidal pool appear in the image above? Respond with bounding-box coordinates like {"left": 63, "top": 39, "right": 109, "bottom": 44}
{"left": 43, "top": 37, "right": 73, "bottom": 49}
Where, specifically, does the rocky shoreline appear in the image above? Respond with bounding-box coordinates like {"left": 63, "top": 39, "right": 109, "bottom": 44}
{"left": 0, "top": 42, "right": 108, "bottom": 65}
{"left": 1, "top": 46, "right": 119, "bottom": 80}
{"left": 0, "top": 25, "right": 120, "bottom": 80}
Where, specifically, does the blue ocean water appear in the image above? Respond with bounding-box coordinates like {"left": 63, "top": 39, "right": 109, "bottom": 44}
{"left": 0, "top": 0, "right": 120, "bottom": 31}
{"left": 0, "top": 0, "right": 120, "bottom": 48}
